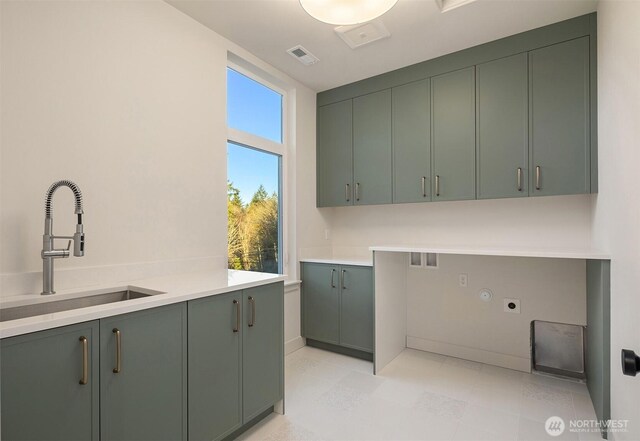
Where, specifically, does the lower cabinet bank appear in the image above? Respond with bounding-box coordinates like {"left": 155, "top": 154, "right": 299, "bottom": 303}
{"left": 0, "top": 281, "right": 284, "bottom": 441}
{"left": 302, "top": 263, "right": 374, "bottom": 359}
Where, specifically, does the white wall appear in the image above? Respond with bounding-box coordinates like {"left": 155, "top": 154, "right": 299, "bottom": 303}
{"left": 0, "top": 0, "right": 228, "bottom": 294}
{"left": 592, "top": 1, "right": 640, "bottom": 438}
{"left": 324, "top": 194, "right": 593, "bottom": 261}
{"left": 406, "top": 254, "right": 586, "bottom": 372}
{"left": 0, "top": 0, "right": 320, "bottom": 309}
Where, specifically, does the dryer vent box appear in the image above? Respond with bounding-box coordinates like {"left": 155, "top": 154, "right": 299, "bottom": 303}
{"left": 531, "top": 320, "right": 585, "bottom": 380}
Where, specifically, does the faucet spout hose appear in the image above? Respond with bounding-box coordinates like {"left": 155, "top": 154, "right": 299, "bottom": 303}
{"left": 45, "top": 180, "right": 84, "bottom": 217}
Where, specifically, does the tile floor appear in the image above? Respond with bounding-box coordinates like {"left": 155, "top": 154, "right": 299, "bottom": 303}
{"left": 237, "top": 346, "right": 602, "bottom": 441}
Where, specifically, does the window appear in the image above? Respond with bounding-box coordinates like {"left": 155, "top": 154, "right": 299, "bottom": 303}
{"left": 226, "top": 67, "right": 284, "bottom": 274}
{"left": 227, "top": 68, "right": 282, "bottom": 143}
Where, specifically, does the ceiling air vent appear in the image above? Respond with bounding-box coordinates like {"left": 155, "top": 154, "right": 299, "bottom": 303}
{"left": 287, "top": 45, "right": 319, "bottom": 66}
{"left": 335, "top": 20, "right": 390, "bottom": 49}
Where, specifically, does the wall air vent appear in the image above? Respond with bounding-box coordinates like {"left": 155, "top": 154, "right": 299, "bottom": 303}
{"left": 335, "top": 19, "right": 390, "bottom": 49}
{"left": 287, "top": 45, "right": 319, "bottom": 66}
{"left": 435, "top": 0, "right": 477, "bottom": 13}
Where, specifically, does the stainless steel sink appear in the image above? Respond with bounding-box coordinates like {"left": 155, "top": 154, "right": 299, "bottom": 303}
{"left": 0, "top": 290, "right": 153, "bottom": 322}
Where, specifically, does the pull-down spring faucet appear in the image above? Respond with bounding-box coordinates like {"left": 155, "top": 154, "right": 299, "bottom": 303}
{"left": 41, "top": 180, "right": 85, "bottom": 295}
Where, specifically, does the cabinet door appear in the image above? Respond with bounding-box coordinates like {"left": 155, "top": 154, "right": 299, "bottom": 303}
{"left": 339, "top": 266, "right": 374, "bottom": 352}
{"left": 100, "top": 304, "right": 187, "bottom": 441}
{"left": 242, "top": 282, "right": 284, "bottom": 423}
{"left": 529, "top": 37, "right": 590, "bottom": 196}
{"left": 188, "top": 292, "right": 242, "bottom": 441}
{"left": 302, "top": 263, "right": 341, "bottom": 344}
{"left": 432, "top": 67, "right": 476, "bottom": 201}
{"left": 353, "top": 89, "right": 392, "bottom": 205}
{"left": 393, "top": 80, "right": 431, "bottom": 203}
{"left": 476, "top": 53, "right": 528, "bottom": 199}
{"left": 1, "top": 321, "right": 99, "bottom": 441}
{"left": 317, "top": 100, "right": 353, "bottom": 207}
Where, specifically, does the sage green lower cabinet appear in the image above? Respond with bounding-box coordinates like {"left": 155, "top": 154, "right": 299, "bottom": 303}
{"left": 476, "top": 53, "right": 528, "bottom": 199}
{"left": 392, "top": 79, "right": 431, "bottom": 203}
{"left": 1, "top": 283, "right": 283, "bottom": 441}
{"left": 188, "top": 292, "right": 242, "bottom": 441}
{"left": 302, "top": 262, "right": 341, "bottom": 344}
{"left": 302, "top": 263, "right": 373, "bottom": 354}
{"left": 529, "top": 37, "right": 590, "bottom": 196}
{"left": 100, "top": 303, "right": 187, "bottom": 441}
{"left": 353, "top": 89, "right": 392, "bottom": 205}
{"left": 1, "top": 321, "right": 100, "bottom": 441}
{"left": 339, "top": 266, "right": 374, "bottom": 352}
{"left": 187, "top": 283, "right": 284, "bottom": 440}
{"left": 432, "top": 67, "right": 476, "bottom": 201}
{"left": 242, "top": 283, "right": 284, "bottom": 423}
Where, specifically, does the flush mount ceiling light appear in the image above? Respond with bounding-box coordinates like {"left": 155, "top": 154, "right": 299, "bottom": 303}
{"left": 300, "top": 0, "right": 399, "bottom": 26}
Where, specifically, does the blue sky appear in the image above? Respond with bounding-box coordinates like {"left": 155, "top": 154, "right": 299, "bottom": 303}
{"left": 227, "top": 142, "right": 279, "bottom": 205}
{"left": 227, "top": 68, "right": 282, "bottom": 204}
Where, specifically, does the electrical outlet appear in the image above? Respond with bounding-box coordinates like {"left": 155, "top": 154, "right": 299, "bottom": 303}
{"left": 504, "top": 298, "right": 521, "bottom": 313}
{"left": 459, "top": 274, "right": 468, "bottom": 287}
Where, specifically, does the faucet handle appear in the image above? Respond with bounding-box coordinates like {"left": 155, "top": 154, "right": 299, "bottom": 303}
{"left": 65, "top": 240, "right": 72, "bottom": 251}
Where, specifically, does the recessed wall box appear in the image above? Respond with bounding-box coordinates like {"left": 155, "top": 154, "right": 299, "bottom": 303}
{"left": 409, "top": 252, "right": 422, "bottom": 267}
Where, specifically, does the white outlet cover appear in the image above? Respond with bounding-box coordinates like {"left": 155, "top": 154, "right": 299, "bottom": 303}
{"left": 504, "top": 298, "right": 521, "bottom": 313}
{"left": 459, "top": 274, "right": 468, "bottom": 287}
{"left": 479, "top": 289, "right": 492, "bottom": 302}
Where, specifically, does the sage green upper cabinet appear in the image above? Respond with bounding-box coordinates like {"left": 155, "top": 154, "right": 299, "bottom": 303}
{"left": 317, "top": 100, "right": 353, "bottom": 207}
{"left": 188, "top": 292, "right": 242, "bottom": 441}
{"left": 431, "top": 67, "right": 476, "bottom": 201}
{"left": 242, "top": 283, "right": 284, "bottom": 423}
{"left": 529, "top": 37, "right": 590, "bottom": 196}
{"left": 339, "top": 265, "right": 374, "bottom": 352}
{"left": 316, "top": 14, "right": 597, "bottom": 205}
{"left": 476, "top": 53, "right": 529, "bottom": 199}
{"left": 392, "top": 80, "right": 431, "bottom": 203}
{"left": 1, "top": 321, "right": 100, "bottom": 441}
{"left": 100, "top": 304, "right": 187, "bottom": 441}
{"left": 353, "top": 89, "right": 392, "bottom": 205}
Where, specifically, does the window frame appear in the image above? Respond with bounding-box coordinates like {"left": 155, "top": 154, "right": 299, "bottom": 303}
{"left": 226, "top": 60, "right": 287, "bottom": 275}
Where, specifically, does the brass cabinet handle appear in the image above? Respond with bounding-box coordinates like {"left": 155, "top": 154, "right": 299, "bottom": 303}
{"left": 331, "top": 269, "right": 336, "bottom": 288}
{"left": 435, "top": 175, "right": 440, "bottom": 197}
{"left": 535, "top": 166, "right": 541, "bottom": 190}
{"left": 248, "top": 296, "right": 255, "bottom": 327}
{"left": 341, "top": 269, "right": 347, "bottom": 290}
{"left": 517, "top": 167, "right": 523, "bottom": 192}
{"left": 79, "top": 336, "right": 88, "bottom": 385}
{"left": 355, "top": 183, "right": 360, "bottom": 201}
{"left": 112, "top": 328, "right": 121, "bottom": 374}
{"left": 421, "top": 177, "right": 427, "bottom": 197}
{"left": 233, "top": 299, "right": 240, "bottom": 333}
{"left": 345, "top": 184, "right": 350, "bottom": 202}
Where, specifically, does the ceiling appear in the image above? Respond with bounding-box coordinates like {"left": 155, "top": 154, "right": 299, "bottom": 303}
{"left": 167, "top": 0, "right": 597, "bottom": 92}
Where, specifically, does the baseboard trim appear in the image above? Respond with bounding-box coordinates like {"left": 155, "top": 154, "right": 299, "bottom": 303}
{"left": 306, "top": 339, "right": 373, "bottom": 361}
{"left": 406, "top": 336, "right": 531, "bottom": 373}
{"left": 285, "top": 336, "right": 306, "bottom": 355}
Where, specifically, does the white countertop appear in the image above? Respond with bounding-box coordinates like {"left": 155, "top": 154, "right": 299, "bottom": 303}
{"left": 370, "top": 245, "right": 610, "bottom": 260}
{"left": 299, "top": 258, "right": 373, "bottom": 267}
{"left": 0, "top": 270, "right": 285, "bottom": 339}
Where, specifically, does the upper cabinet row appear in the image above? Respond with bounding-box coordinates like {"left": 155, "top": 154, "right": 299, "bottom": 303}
{"left": 316, "top": 36, "right": 592, "bottom": 207}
